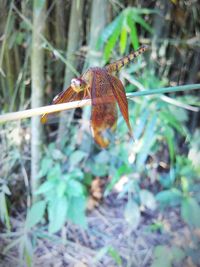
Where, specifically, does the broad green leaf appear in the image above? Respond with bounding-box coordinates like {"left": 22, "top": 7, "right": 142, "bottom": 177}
{"left": 140, "top": 190, "right": 157, "bottom": 210}
{"left": 48, "top": 196, "right": 68, "bottom": 233}
{"left": 51, "top": 149, "right": 63, "bottom": 160}
{"left": 69, "top": 150, "right": 86, "bottom": 166}
{"left": 171, "top": 246, "right": 185, "bottom": 263}
{"left": 67, "top": 196, "right": 87, "bottom": 228}
{"left": 56, "top": 180, "right": 67, "bottom": 197}
{"left": 47, "top": 163, "right": 62, "bottom": 180}
{"left": 91, "top": 163, "right": 108, "bottom": 177}
{"left": 67, "top": 180, "right": 84, "bottom": 197}
{"left": 94, "top": 150, "right": 109, "bottom": 164}
{"left": 68, "top": 169, "right": 84, "bottom": 180}
{"left": 151, "top": 246, "right": 172, "bottom": 267}
{"left": 35, "top": 181, "right": 55, "bottom": 195}
{"left": 104, "top": 17, "right": 123, "bottom": 61}
{"left": 97, "top": 14, "right": 123, "bottom": 48}
{"left": 26, "top": 201, "right": 46, "bottom": 229}
{"left": 156, "top": 188, "right": 182, "bottom": 207}
{"left": 38, "top": 157, "right": 53, "bottom": 178}
{"left": 124, "top": 200, "right": 140, "bottom": 229}
{"left": 181, "top": 197, "right": 200, "bottom": 227}
{"left": 2, "top": 184, "right": 11, "bottom": 195}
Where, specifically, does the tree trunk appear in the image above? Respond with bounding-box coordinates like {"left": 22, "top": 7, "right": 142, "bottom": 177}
{"left": 31, "top": 0, "right": 45, "bottom": 201}
{"left": 56, "top": 0, "right": 84, "bottom": 148}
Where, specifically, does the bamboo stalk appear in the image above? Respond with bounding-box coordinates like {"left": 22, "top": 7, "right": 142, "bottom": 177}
{"left": 0, "top": 84, "right": 199, "bottom": 123}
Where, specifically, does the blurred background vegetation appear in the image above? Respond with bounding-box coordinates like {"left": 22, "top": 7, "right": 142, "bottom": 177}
{"left": 0, "top": 0, "right": 200, "bottom": 266}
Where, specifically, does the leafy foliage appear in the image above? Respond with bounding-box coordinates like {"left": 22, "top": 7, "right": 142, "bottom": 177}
{"left": 35, "top": 143, "right": 87, "bottom": 232}
{"left": 1, "top": 2, "right": 200, "bottom": 267}
{"left": 97, "top": 7, "right": 157, "bottom": 61}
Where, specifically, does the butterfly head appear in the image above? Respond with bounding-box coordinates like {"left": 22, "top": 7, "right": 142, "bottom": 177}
{"left": 71, "top": 78, "right": 86, "bottom": 93}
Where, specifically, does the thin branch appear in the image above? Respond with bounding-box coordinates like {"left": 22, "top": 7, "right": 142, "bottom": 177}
{"left": 0, "top": 84, "right": 199, "bottom": 123}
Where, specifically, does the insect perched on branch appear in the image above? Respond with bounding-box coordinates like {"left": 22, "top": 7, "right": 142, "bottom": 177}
{"left": 41, "top": 45, "right": 149, "bottom": 148}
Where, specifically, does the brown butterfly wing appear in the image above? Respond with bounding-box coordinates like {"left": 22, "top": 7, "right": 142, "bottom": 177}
{"left": 41, "top": 86, "right": 85, "bottom": 123}
{"left": 90, "top": 68, "right": 117, "bottom": 148}
{"left": 106, "top": 73, "right": 132, "bottom": 135}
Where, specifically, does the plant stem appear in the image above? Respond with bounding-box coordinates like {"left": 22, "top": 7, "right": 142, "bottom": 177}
{"left": 0, "top": 84, "right": 199, "bottom": 123}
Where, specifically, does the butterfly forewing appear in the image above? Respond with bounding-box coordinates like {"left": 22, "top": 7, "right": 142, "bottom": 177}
{"left": 90, "top": 69, "right": 118, "bottom": 148}
{"left": 41, "top": 86, "right": 86, "bottom": 123}
{"left": 106, "top": 73, "right": 132, "bottom": 135}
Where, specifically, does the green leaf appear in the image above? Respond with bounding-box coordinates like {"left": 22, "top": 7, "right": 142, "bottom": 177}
{"left": 108, "top": 247, "right": 122, "bottom": 266}
{"left": 67, "top": 196, "right": 87, "bottom": 228}
{"left": 69, "top": 150, "right": 86, "bottom": 166}
{"left": 35, "top": 181, "right": 55, "bottom": 195}
{"left": 140, "top": 190, "right": 157, "bottom": 210}
{"left": 181, "top": 197, "right": 200, "bottom": 227}
{"left": 97, "top": 14, "right": 123, "bottom": 48}
{"left": 104, "top": 16, "right": 123, "bottom": 61}
{"left": 47, "top": 163, "right": 62, "bottom": 180}
{"left": 67, "top": 180, "right": 84, "bottom": 197}
{"left": 136, "top": 114, "right": 157, "bottom": 168}
{"left": 120, "top": 25, "right": 127, "bottom": 54}
{"left": 2, "top": 184, "right": 11, "bottom": 195}
{"left": 151, "top": 246, "right": 172, "bottom": 267}
{"left": 171, "top": 246, "right": 185, "bottom": 263}
{"left": 48, "top": 196, "right": 68, "bottom": 233}
{"left": 133, "top": 13, "right": 154, "bottom": 33}
{"left": 26, "top": 201, "right": 46, "bottom": 229}
{"left": 124, "top": 200, "right": 140, "bottom": 229}
{"left": 56, "top": 180, "right": 67, "bottom": 197}
{"left": 156, "top": 188, "right": 182, "bottom": 207}
{"left": 160, "top": 111, "right": 185, "bottom": 136}
{"left": 67, "top": 169, "right": 84, "bottom": 180}
{"left": 127, "top": 15, "right": 139, "bottom": 50}
{"left": 94, "top": 150, "right": 109, "bottom": 164}
{"left": 38, "top": 157, "right": 53, "bottom": 178}
{"left": 91, "top": 163, "right": 108, "bottom": 177}
{"left": 104, "top": 164, "right": 132, "bottom": 196}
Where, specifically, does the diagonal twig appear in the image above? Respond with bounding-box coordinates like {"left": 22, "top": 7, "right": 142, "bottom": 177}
{"left": 0, "top": 84, "right": 199, "bottom": 123}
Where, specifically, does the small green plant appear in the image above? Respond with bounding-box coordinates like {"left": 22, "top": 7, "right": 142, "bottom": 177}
{"left": 156, "top": 155, "right": 200, "bottom": 228}
{"left": 35, "top": 142, "right": 88, "bottom": 233}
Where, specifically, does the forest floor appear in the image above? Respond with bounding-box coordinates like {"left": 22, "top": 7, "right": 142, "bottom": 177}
{"left": 0, "top": 189, "right": 199, "bottom": 267}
